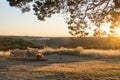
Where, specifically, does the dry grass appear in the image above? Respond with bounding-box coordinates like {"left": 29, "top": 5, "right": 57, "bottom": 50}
{"left": 41, "top": 46, "right": 83, "bottom": 56}
{"left": 41, "top": 46, "right": 84, "bottom": 52}
{"left": 1, "top": 48, "right": 120, "bottom": 79}
{"left": 41, "top": 47, "right": 120, "bottom": 59}
{"left": 81, "top": 49, "right": 120, "bottom": 59}
{"left": 1, "top": 56, "right": 120, "bottom": 80}
{"left": 40, "top": 47, "right": 120, "bottom": 58}
{"left": 0, "top": 51, "right": 10, "bottom": 56}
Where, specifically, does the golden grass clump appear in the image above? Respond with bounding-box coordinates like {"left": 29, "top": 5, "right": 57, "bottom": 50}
{"left": 81, "top": 49, "right": 120, "bottom": 59}
{"left": 42, "top": 46, "right": 84, "bottom": 56}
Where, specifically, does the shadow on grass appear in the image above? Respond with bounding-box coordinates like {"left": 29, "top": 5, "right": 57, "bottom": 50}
{"left": 0, "top": 70, "right": 97, "bottom": 80}
{"left": 1, "top": 70, "right": 120, "bottom": 80}
{"left": 1, "top": 54, "right": 120, "bottom": 67}
{"left": 1, "top": 55, "right": 120, "bottom": 79}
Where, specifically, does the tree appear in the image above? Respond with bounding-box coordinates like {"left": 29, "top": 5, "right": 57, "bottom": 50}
{"left": 7, "top": 0, "right": 120, "bottom": 37}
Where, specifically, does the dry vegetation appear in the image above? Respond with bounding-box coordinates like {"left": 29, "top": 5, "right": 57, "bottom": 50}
{"left": 1, "top": 47, "right": 120, "bottom": 80}
{"left": 41, "top": 46, "right": 83, "bottom": 56}
{"left": 81, "top": 49, "right": 120, "bottom": 59}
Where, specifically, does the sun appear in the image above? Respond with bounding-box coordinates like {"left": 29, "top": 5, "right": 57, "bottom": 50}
{"left": 115, "top": 28, "right": 120, "bottom": 36}
{"left": 101, "top": 26, "right": 110, "bottom": 35}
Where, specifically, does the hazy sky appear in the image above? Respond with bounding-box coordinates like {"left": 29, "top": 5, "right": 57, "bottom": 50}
{"left": 0, "top": 0, "right": 71, "bottom": 37}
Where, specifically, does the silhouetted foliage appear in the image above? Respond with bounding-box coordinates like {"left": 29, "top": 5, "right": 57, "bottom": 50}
{"left": 7, "top": 0, "right": 120, "bottom": 37}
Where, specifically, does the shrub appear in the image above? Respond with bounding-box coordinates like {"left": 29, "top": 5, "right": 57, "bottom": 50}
{"left": 75, "top": 46, "right": 84, "bottom": 53}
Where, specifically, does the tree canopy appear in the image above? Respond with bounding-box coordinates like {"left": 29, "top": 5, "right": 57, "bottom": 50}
{"left": 7, "top": 0, "right": 120, "bottom": 37}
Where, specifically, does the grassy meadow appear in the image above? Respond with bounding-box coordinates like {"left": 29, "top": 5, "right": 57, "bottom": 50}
{"left": 1, "top": 47, "right": 120, "bottom": 80}
{"left": 1, "top": 36, "right": 120, "bottom": 79}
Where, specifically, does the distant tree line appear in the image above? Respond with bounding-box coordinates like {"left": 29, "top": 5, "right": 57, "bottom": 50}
{"left": 40, "top": 37, "right": 120, "bottom": 50}
{"left": 0, "top": 37, "right": 43, "bottom": 51}
{"left": 1, "top": 36, "right": 120, "bottom": 51}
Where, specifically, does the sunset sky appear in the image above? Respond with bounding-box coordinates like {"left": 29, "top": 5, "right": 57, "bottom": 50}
{"left": 0, "top": 0, "right": 71, "bottom": 37}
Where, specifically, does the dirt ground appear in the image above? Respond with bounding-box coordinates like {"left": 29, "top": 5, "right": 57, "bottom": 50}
{"left": 1, "top": 51, "right": 120, "bottom": 80}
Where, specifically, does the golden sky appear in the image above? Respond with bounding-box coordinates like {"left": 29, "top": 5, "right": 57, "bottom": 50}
{"left": 0, "top": 0, "right": 71, "bottom": 37}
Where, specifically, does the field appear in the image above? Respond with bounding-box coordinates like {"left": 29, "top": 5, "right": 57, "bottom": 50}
{"left": 1, "top": 49, "right": 120, "bottom": 80}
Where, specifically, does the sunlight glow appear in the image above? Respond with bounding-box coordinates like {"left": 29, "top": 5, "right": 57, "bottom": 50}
{"left": 115, "top": 28, "right": 120, "bottom": 36}
{"left": 101, "top": 26, "right": 110, "bottom": 35}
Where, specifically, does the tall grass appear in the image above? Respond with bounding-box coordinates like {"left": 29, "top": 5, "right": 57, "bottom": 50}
{"left": 1, "top": 47, "right": 120, "bottom": 59}
{"left": 41, "top": 47, "right": 120, "bottom": 59}
{"left": 0, "top": 51, "right": 10, "bottom": 56}
{"left": 41, "top": 46, "right": 83, "bottom": 56}
{"left": 81, "top": 49, "right": 120, "bottom": 59}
